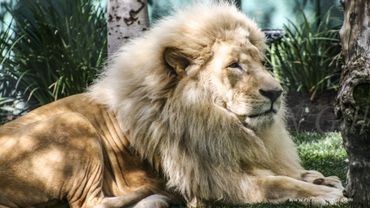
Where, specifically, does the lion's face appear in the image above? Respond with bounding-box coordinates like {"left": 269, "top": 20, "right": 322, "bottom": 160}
{"left": 165, "top": 31, "right": 283, "bottom": 129}
{"left": 206, "top": 40, "right": 283, "bottom": 128}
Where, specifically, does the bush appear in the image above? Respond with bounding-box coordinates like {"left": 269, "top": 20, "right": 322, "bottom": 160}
{"left": 268, "top": 11, "right": 342, "bottom": 100}
{"left": 0, "top": 0, "right": 106, "bottom": 123}
{"left": 0, "top": 9, "right": 19, "bottom": 123}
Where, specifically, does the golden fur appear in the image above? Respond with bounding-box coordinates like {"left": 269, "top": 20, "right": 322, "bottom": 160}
{"left": 0, "top": 2, "right": 346, "bottom": 207}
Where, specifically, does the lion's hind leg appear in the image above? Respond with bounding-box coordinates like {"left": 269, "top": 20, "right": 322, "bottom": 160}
{"left": 0, "top": 112, "right": 107, "bottom": 208}
{"left": 130, "top": 194, "right": 170, "bottom": 208}
{"left": 52, "top": 114, "right": 167, "bottom": 208}
{"left": 89, "top": 188, "right": 169, "bottom": 208}
{"left": 0, "top": 112, "right": 168, "bottom": 208}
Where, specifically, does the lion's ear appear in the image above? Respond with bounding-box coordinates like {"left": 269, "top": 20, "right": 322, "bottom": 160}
{"left": 164, "top": 47, "right": 191, "bottom": 77}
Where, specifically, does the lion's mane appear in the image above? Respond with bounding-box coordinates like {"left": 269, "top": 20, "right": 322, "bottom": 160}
{"left": 89, "top": 2, "right": 299, "bottom": 203}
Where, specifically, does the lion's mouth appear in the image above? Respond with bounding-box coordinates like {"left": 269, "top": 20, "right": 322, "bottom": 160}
{"left": 247, "top": 108, "right": 277, "bottom": 118}
{"left": 218, "top": 100, "right": 278, "bottom": 128}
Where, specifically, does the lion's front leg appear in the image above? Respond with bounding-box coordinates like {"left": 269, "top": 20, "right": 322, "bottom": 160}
{"left": 272, "top": 160, "right": 345, "bottom": 191}
{"left": 248, "top": 175, "right": 347, "bottom": 205}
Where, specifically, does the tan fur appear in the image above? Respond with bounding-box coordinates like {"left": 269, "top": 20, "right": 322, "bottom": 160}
{"left": 0, "top": 2, "right": 346, "bottom": 207}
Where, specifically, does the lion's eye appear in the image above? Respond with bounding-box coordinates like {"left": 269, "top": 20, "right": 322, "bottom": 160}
{"left": 228, "top": 62, "right": 243, "bottom": 71}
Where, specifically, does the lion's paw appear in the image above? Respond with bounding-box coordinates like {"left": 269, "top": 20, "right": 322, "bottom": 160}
{"left": 309, "top": 188, "right": 348, "bottom": 205}
{"left": 301, "top": 170, "right": 324, "bottom": 182}
{"left": 312, "top": 176, "right": 344, "bottom": 190}
{"left": 302, "top": 170, "right": 344, "bottom": 190}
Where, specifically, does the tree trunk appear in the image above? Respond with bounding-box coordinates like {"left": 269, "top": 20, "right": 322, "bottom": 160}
{"left": 108, "top": 0, "right": 149, "bottom": 55}
{"left": 336, "top": 0, "right": 370, "bottom": 207}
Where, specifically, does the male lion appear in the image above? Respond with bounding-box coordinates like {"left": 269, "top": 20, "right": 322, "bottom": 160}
{"left": 0, "top": 2, "right": 347, "bottom": 208}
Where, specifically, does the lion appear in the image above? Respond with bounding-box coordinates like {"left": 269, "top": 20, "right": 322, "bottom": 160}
{"left": 0, "top": 2, "right": 347, "bottom": 208}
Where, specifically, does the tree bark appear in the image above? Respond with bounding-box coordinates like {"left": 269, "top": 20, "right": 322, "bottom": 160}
{"left": 108, "top": 0, "right": 149, "bottom": 55}
{"left": 336, "top": 0, "right": 370, "bottom": 207}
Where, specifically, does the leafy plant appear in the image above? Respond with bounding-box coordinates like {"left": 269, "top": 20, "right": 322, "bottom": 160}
{"left": 268, "top": 10, "right": 342, "bottom": 100}
{"left": 0, "top": 0, "right": 106, "bottom": 121}
{"left": 0, "top": 14, "right": 20, "bottom": 123}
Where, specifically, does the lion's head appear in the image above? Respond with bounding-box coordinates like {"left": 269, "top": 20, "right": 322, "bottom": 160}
{"left": 90, "top": 1, "right": 287, "bottom": 202}
{"left": 163, "top": 25, "right": 284, "bottom": 131}
{"left": 160, "top": 3, "right": 284, "bottom": 132}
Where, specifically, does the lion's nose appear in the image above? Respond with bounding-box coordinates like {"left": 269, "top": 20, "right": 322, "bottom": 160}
{"left": 259, "top": 88, "right": 283, "bottom": 103}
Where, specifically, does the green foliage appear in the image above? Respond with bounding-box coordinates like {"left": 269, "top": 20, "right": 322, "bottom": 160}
{"left": 268, "top": 10, "right": 341, "bottom": 100}
{"left": 0, "top": 0, "right": 106, "bottom": 121}
{"left": 0, "top": 15, "right": 19, "bottom": 123}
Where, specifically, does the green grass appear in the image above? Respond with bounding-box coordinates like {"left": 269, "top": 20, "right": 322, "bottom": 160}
{"left": 294, "top": 132, "right": 347, "bottom": 181}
